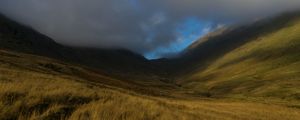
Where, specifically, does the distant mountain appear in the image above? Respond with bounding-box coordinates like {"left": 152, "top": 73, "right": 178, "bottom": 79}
{"left": 0, "top": 13, "right": 160, "bottom": 81}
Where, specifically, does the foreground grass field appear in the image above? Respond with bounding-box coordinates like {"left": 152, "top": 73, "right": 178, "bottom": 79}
{"left": 1, "top": 50, "right": 300, "bottom": 120}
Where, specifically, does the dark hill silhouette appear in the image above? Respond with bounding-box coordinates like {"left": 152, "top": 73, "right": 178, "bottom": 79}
{"left": 0, "top": 13, "right": 160, "bottom": 81}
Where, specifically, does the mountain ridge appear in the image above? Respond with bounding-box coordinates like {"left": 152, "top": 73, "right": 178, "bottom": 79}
{"left": 157, "top": 12, "right": 300, "bottom": 77}
{"left": 0, "top": 13, "right": 164, "bottom": 82}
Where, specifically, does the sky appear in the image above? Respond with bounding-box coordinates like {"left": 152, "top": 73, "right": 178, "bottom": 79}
{"left": 0, "top": 0, "right": 300, "bottom": 59}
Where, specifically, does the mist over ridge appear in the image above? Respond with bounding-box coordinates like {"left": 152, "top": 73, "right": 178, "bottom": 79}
{"left": 1, "top": 0, "right": 300, "bottom": 58}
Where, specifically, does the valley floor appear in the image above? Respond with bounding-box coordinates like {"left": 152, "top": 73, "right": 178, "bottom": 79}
{"left": 0, "top": 50, "right": 300, "bottom": 120}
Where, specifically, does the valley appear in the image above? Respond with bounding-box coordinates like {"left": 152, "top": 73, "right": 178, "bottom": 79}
{"left": 0, "top": 12, "right": 300, "bottom": 120}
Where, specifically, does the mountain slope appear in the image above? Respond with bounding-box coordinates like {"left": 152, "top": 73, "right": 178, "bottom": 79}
{"left": 177, "top": 12, "right": 300, "bottom": 72}
{"left": 176, "top": 12, "right": 300, "bottom": 100}
{"left": 0, "top": 13, "right": 163, "bottom": 82}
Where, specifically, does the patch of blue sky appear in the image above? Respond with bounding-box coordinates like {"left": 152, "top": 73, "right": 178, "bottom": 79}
{"left": 145, "top": 17, "right": 213, "bottom": 59}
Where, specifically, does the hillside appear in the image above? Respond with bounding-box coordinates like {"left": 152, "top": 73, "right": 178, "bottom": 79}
{"left": 175, "top": 12, "right": 300, "bottom": 101}
{"left": 1, "top": 49, "right": 300, "bottom": 120}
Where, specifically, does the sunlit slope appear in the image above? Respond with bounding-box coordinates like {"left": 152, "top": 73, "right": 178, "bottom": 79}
{"left": 1, "top": 50, "right": 300, "bottom": 120}
{"left": 181, "top": 14, "right": 300, "bottom": 100}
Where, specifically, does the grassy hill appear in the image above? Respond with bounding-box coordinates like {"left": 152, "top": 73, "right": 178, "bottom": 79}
{"left": 177, "top": 13, "right": 300, "bottom": 103}
{"left": 1, "top": 50, "right": 300, "bottom": 120}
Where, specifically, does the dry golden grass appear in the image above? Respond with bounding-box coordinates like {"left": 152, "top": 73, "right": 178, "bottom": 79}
{"left": 181, "top": 16, "right": 300, "bottom": 103}
{"left": 1, "top": 50, "right": 300, "bottom": 120}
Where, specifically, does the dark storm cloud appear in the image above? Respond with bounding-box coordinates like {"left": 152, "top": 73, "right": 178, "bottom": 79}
{"left": 0, "top": 0, "right": 300, "bottom": 55}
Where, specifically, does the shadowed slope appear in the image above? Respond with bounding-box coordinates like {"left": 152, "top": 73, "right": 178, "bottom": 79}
{"left": 0, "top": 13, "right": 164, "bottom": 82}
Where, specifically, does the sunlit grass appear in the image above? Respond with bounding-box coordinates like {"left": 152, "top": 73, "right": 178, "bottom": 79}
{"left": 183, "top": 15, "right": 300, "bottom": 103}
{"left": 0, "top": 50, "right": 300, "bottom": 120}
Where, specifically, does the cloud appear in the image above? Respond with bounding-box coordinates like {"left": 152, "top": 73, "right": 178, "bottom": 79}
{"left": 0, "top": 0, "right": 300, "bottom": 57}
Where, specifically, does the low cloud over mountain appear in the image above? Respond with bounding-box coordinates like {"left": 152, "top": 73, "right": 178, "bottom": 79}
{"left": 0, "top": 0, "right": 299, "bottom": 58}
